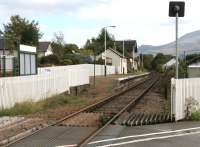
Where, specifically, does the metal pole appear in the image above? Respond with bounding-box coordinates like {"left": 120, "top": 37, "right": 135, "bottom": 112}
{"left": 176, "top": 13, "right": 179, "bottom": 79}
{"left": 123, "top": 40, "right": 125, "bottom": 58}
{"left": 3, "top": 35, "right": 6, "bottom": 77}
{"left": 94, "top": 50, "right": 96, "bottom": 88}
{"left": 184, "top": 51, "right": 186, "bottom": 78}
{"left": 17, "top": 37, "right": 21, "bottom": 76}
{"left": 123, "top": 40, "right": 125, "bottom": 74}
{"left": 104, "top": 28, "right": 107, "bottom": 77}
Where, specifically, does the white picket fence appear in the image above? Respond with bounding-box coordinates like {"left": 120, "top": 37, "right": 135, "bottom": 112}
{"left": 171, "top": 78, "right": 200, "bottom": 121}
{"left": 0, "top": 64, "right": 116, "bottom": 109}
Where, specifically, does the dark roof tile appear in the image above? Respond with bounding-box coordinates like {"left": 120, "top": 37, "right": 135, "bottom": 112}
{"left": 38, "top": 42, "right": 51, "bottom": 52}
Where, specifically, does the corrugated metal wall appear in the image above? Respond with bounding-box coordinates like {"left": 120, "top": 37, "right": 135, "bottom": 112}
{"left": 0, "top": 64, "right": 116, "bottom": 109}
{"left": 38, "top": 64, "right": 116, "bottom": 76}
{"left": 171, "top": 78, "right": 200, "bottom": 121}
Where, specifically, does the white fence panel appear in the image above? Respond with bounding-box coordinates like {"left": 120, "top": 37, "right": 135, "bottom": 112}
{"left": 68, "top": 69, "right": 89, "bottom": 87}
{"left": 0, "top": 68, "right": 89, "bottom": 109}
{"left": 0, "top": 64, "right": 115, "bottom": 109}
{"left": 171, "top": 78, "right": 200, "bottom": 121}
{"left": 0, "top": 72, "right": 69, "bottom": 108}
{"left": 38, "top": 64, "right": 116, "bottom": 76}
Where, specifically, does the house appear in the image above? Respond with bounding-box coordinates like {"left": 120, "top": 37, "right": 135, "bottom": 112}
{"left": 38, "top": 42, "right": 53, "bottom": 57}
{"left": 188, "top": 62, "right": 200, "bottom": 78}
{"left": 163, "top": 58, "right": 176, "bottom": 70}
{"left": 97, "top": 48, "right": 127, "bottom": 74}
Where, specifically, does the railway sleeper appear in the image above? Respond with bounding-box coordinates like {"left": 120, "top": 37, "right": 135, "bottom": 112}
{"left": 121, "top": 112, "right": 173, "bottom": 126}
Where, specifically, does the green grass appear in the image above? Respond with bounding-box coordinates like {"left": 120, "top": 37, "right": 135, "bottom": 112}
{"left": 189, "top": 111, "right": 200, "bottom": 121}
{"left": 0, "top": 93, "right": 89, "bottom": 117}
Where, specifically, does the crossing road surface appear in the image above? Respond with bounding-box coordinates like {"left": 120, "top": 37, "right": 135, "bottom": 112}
{"left": 87, "top": 121, "right": 200, "bottom": 147}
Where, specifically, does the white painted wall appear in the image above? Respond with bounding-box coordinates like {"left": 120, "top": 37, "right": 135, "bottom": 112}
{"left": 171, "top": 78, "right": 200, "bottom": 121}
{"left": 44, "top": 45, "right": 53, "bottom": 56}
{"left": 20, "top": 45, "right": 36, "bottom": 53}
{"left": 100, "top": 50, "right": 127, "bottom": 74}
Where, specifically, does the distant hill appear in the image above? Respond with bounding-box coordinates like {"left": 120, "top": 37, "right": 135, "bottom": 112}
{"left": 139, "top": 30, "right": 200, "bottom": 55}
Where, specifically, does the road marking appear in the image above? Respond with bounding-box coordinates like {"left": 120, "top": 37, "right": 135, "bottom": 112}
{"left": 155, "top": 128, "right": 171, "bottom": 132}
{"left": 56, "top": 144, "right": 77, "bottom": 147}
{"left": 89, "top": 126, "right": 200, "bottom": 145}
{"left": 97, "top": 130, "right": 200, "bottom": 147}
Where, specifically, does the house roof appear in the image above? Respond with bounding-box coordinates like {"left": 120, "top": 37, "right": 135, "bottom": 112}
{"left": 163, "top": 58, "right": 176, "bottom": 68}
{"left": 107, "top": 48, "right": 124, "bottom": 58}
{"left": 38, "top": 42, "right": 51, "bottom": 52}
{"left": 188, "top": 62, "right": 200, "bottom": 68}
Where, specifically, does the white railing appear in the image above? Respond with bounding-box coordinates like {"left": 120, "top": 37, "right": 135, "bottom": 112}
{"left": 171, "top": 78, "right": 200, "bottom": 121}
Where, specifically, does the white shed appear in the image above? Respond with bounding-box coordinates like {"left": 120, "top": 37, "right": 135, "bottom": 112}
{"left": 97, "top": 48, "right": 127, "bottom": 74}
{"left": 188, "top": 62, "right": 200, "bottom": 78}
{"left": 163, "top": 58, "right": 176, "bottom": 70}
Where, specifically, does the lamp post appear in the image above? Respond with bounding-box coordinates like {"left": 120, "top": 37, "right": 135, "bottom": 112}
{"left": 104, "top": 25, "right": 116, "bottom": 77}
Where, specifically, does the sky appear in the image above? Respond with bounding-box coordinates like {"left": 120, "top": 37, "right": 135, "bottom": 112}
{"left": 0, "top": 0, "right": 199, "bottom": 47}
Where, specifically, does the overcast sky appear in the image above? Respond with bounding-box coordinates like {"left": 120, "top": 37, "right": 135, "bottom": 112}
{"left": 0, "top": 0, "right": 199, "bottom": 47}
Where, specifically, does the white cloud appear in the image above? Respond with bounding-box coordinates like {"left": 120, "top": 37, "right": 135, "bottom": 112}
{"left": 76, "top": 0, "right": 200, "bottom": 46}
{"left": 1, "top": 0, "right": 200, "bottom": 47}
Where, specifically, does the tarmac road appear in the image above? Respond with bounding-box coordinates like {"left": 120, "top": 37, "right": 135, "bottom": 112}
{"left": 88, "top": 121, "right": 200, "bottom": 147}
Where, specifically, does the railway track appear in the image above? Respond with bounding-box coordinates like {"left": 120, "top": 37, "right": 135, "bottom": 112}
{"left": 78, "top": 76, "right": 158, "bottom": 147}
{"left": 5, "top": 74, "right": 164, "bottom": 147}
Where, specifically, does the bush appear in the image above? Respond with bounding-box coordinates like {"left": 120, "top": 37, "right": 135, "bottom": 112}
{"left": 62, "top": 59, "right": 73, "bottom": 65}
{"left": 185, "top": 97, "right": 200, "bottom": 119}
{"left": 63, "top": 54, "right": 92, "bottom": 64}
{"left": 40, "top": 54, "right": 60, "bottom": 65}
{"left": 190, "top": 111, "right": 200, "bottom": 121}
{"left": 96, "top": 58, "right": 104, "bottom": 65}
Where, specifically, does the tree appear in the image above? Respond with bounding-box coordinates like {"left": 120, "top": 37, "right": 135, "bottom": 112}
{"left": 52, "top": 32, "right": 65, "bottom": 59}
{"left": 51, "top": 32, "right": 86, "bottom": 65}
{"left": 39, "top": 54, "right": 60, "bottom": 66}
{"left": 64, "top": 44, "right": 79, "bottom": 54}
{"left": 3, "top": 15, "right": 42, "bottom": 50}
{"left": 83, "top": 29, "right": 115, "bottom": 55}
{"left": 151, "top": 53, "right": 173, "bottom": 72}
{"left": 53, "top": 31, "right": 65, "bottom": 45}
{"left": 143, "top": 54, "right": 154, "bottom": 70}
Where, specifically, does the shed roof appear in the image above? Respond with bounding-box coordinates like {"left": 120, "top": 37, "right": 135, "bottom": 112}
{"left": 38, "top": 42, "right": 51, "bottom": 52}
{"left": 108, "top": 48, "right": 124, "bottom": 58}
{"left": 188, "top": 62, "right": 200, "bottom": 68}
{"left": 163, "top": 58, "right": 176, "bottom": 68}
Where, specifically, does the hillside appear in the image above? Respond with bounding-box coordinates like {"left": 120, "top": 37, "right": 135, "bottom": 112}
{"left": 139, "top": 30, "right": 200, "bottom": 55}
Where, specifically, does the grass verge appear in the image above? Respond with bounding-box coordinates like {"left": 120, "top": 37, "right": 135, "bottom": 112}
{"left": 0, "top": 93, "right": 89, "bottom": 117}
